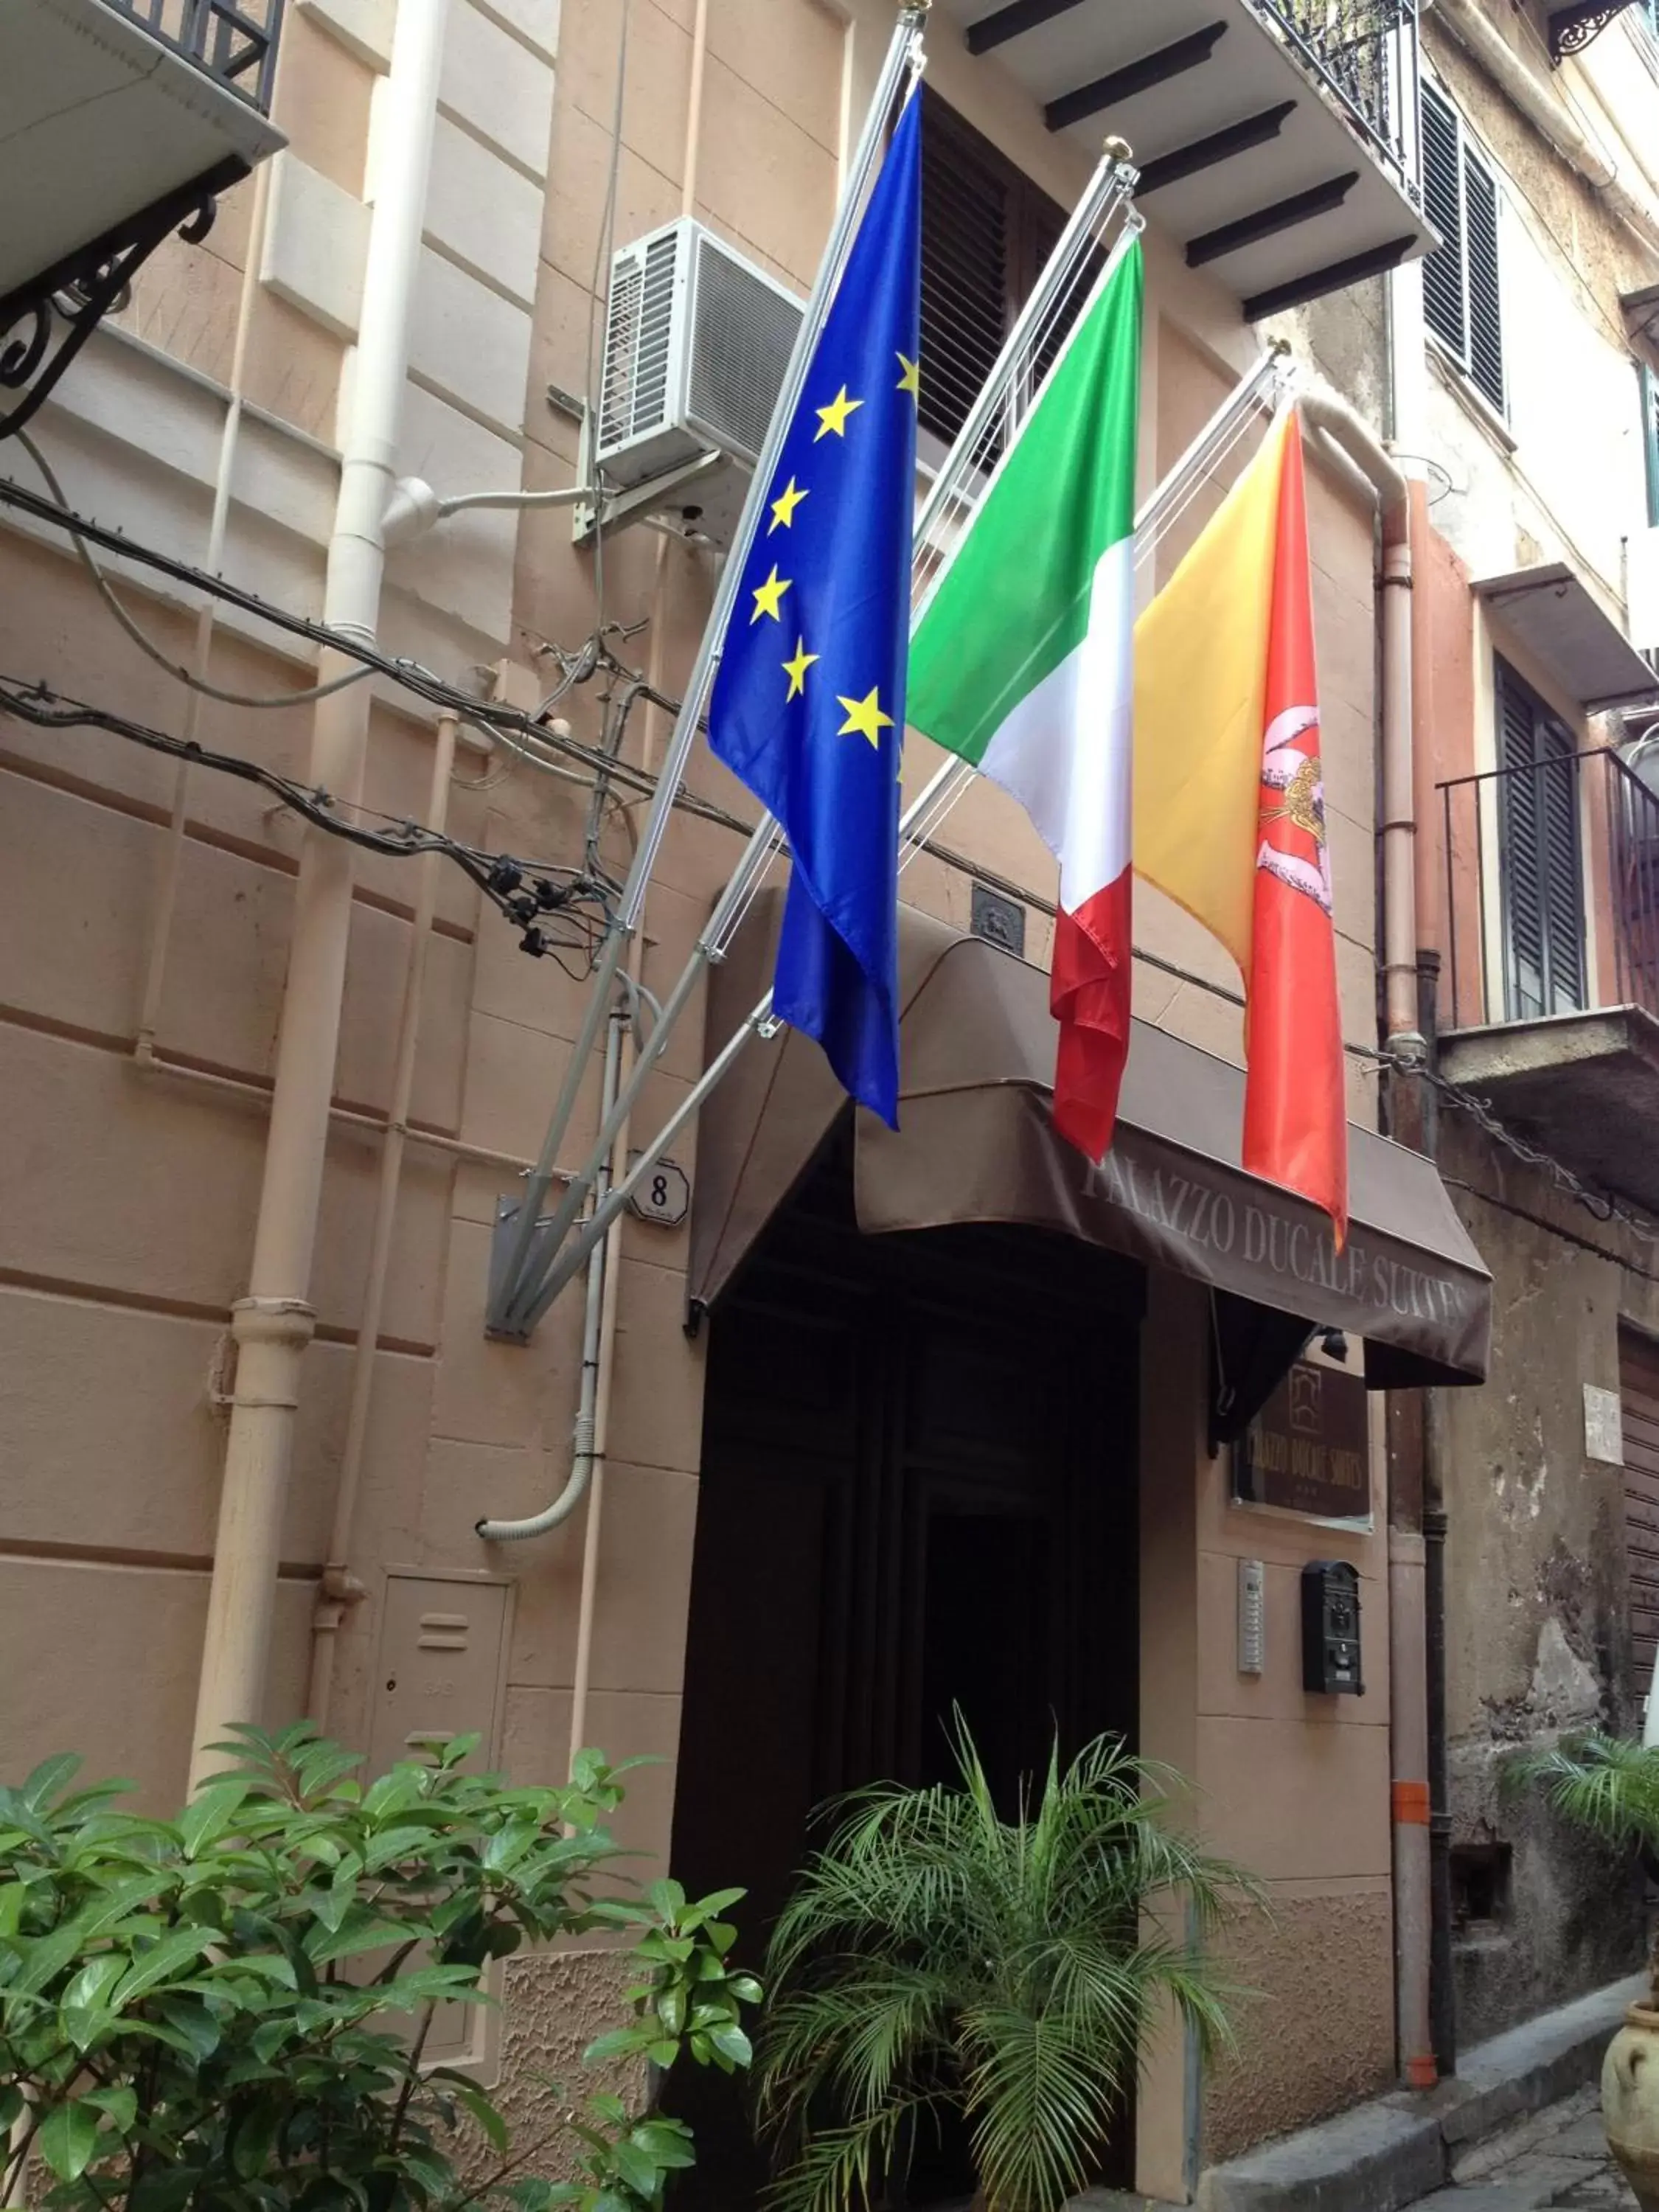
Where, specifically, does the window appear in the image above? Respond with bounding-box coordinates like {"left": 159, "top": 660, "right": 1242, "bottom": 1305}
{"left": 1422, "top": 82, "right": 1506, "bottom": 416}
{"left": 1642, "top": 361, "right": 1659, "bottom": 529}
{"left": 1496, "top": 659, "right": 1585, "bottom": 1020}
{"left": 918, "top": 91, "right": 1078, "bottom": 452}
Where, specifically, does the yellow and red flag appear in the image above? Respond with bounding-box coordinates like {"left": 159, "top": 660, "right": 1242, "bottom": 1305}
{"left": 1133, "top": 406, "right": 1348, "bottom": 1243}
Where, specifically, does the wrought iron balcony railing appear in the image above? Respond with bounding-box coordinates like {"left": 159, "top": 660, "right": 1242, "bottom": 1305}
{"left": 1438, "top": 744, "right": 1659, "bottom": 1032}
{"left": 101, "top": 0, "right": 283, "bottom": 113}
{"left": 1248, "top": 0, "right": 1421, "bottom": 195}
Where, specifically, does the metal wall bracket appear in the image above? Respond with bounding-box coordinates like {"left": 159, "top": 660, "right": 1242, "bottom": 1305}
{"left": 1547, "top": 1, "right": 1636, "bottom": 63}
{"left": 486, "top": 1198, "right": 552, "bottom": 1344}
{"left": 0, "top": 158, "right": 245, "bottom": 441}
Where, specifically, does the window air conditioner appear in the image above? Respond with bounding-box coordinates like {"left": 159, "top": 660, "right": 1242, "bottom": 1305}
{"left": 594, "top": 218, "right": 803, "bottom": 552}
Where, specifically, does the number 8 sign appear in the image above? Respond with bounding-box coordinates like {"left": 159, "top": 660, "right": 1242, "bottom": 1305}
{"left": 625, "top": 1153, "right": 691, "bottom": 1229}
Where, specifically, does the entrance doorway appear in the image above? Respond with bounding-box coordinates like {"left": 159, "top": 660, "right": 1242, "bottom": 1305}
{"left": 667, "top": 1135, "right": 1143, "bottom": 2205}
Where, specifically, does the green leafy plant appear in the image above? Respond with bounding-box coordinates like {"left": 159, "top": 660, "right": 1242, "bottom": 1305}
{"left": 756, "top": 1725, "right": 1257, "bottom": 2212}
{"left": 1508, "top": 1730, "right": 1659, "bottom": 1994}
{"left": 0, "top": 1724, "right": 759, "bottom": 2212}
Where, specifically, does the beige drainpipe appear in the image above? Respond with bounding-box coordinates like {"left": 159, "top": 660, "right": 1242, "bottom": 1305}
{"left": 559, "top": 2, "right": 711, "bottom": 1778}
{"left": 188, "top": 0, "right": 449, "bottom": 1784}
{"left": 306, "top": 711, "right": 459, "bottom": 1732}
{"left": 1300, "top": 374, "right": 1436, "bottom": 2084}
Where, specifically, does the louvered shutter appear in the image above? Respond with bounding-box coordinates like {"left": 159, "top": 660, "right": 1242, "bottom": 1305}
{"left": 1538, "top": 724, "right": 1585, "bottom": 1010}
{"left": 1499, "top": 674, "right": 1545, "bottom": 1018}
{"left": 1464, "top": 151, "right": 1504, "bottom": 413}
{"left": 919, "top": 105, "right": 1009, "bottom": 449}
{"left": 1642, "top": 362, "right": 1659, "bottom": 529}
{"left": 918, "top": 94, "right": 1081, "bottom": 451}
{"left": 1498, "top": 663, "right": 1585, "bottom": 1020}
{"left": 1421, "top": 85, "right": 1466, "bottom": 361}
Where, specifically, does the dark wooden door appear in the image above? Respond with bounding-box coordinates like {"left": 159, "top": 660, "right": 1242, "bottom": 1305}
{"left": 666, "top": 1141, "right": 1142, "bottom": 2206}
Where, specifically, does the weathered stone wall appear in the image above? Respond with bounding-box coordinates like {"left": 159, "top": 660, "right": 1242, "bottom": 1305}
{"left": 1436, "top": 1112, "right": 1646, "bottom": 2045}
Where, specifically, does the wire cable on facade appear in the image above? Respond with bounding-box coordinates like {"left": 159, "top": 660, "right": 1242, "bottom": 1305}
{"left": 13, "top": 431, "right": 379, "bottom": 713}
{"left": 0, "top": 674, "right": 614, "bottom": 975}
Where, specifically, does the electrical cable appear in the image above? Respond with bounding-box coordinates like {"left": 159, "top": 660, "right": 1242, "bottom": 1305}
{"left": 0, "top": 674, "right": 614, "bottom": 976}
{"left": 13, "top": 431, "right": 377, "bottom": 713}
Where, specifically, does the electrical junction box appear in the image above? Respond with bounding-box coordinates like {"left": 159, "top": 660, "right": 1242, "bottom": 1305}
{"left": 594, "top": 216, "right": 804, "bottom": 550}
{"left": 1301, "top": 1559, "right": 1363, "bottom": 1695}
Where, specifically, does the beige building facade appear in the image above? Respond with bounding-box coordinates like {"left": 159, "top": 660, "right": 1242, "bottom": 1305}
{"left": 0, "top": 0, "right": 1551, "bottom": 2197}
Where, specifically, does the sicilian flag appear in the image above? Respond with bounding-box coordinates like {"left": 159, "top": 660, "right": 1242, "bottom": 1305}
{"left": 1134, "top": 406, "right": 1349, "bottom": 1244}
{"left": 905, "top": 240, "right": 1144, "bottom": 1161}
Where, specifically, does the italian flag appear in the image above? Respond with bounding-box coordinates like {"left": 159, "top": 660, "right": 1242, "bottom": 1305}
{"left": 906, "top": 240, "right": 1144, "bottom": 1162}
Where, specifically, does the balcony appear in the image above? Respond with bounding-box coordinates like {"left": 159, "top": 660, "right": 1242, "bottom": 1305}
{"left": 1437, "top": 742, "right": 1659, "bottom": 1211}
{"left": 0, "top": 0, "right": 285, "bottom": 437}
{"left": 936, "top": 0, "right": 1435, "bottom": 317}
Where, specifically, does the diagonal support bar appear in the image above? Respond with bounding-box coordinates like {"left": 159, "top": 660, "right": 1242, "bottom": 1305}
{"left": 484, "top": 4, "right": 928, "bottom": 1338}
{"left": 493, "top": 145, "right": 1143, "bottom": 1338}
{"left": 519, "top": 341, "right": 1291, "bottom": 1332}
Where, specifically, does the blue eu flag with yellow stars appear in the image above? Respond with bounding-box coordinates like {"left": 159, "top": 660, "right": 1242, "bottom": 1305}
{"left": 709, "top": 89, "right": 922, "bottom": 1128}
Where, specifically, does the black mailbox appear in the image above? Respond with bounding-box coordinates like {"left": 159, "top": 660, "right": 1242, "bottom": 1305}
{"left": 1301, "top": 1560, "right": 1363, "bottom": 1695}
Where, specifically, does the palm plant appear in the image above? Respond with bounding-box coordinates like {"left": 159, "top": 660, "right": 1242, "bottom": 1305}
{"left": 755, "top": 1723, "right": 1259, "bottom": 2212}
{"left": 1510, "top": 1732, "right": 1659, "bottom": 1997}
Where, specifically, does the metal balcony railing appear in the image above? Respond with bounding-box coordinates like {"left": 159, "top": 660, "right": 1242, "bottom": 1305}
{"left": 1247, "top": 0, "right": 1422, "bottom": 192}
{"left": 101, "top": 0, "right": 283, "bottom": 112}
{"left": 1439, "top": 745, "right": 1659, "bottom": 1032}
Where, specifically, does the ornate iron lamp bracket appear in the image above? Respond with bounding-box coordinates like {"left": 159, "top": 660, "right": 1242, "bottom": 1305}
{"left": 1548, "top": 1, "right": 1637, "bottom": 63}
{"left": 0, "top": 157, "right": 247, "bottom": 442}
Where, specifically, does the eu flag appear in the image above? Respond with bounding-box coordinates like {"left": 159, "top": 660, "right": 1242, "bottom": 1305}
{"left": 709, "top": 90, "right": 922, "bottom": 1127}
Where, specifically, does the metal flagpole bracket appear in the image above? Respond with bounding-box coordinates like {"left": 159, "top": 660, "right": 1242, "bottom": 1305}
{"left": 483, "top": 4, "right": 928, "bottom": 1341}
{"left": 490, "top": 114, "right": 1285, "bottom": 1344}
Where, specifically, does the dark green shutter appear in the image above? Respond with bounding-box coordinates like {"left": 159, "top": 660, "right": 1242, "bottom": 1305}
{"left": 1498, "top": 661, "right": 1585, "bottom": 1021}
{"left": 1464, "top": 151, "right": 1504, "bottom": 413}
{"left": 1421, "top": 85, "right": 1466, "bottom": 361}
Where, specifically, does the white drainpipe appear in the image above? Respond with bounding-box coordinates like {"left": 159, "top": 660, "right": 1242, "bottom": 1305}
{"left": 188, "top": 0, "right": 450, "bottom": 1784}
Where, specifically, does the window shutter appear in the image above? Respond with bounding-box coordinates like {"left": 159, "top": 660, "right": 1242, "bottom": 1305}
{"left": 1464, "top": 152, "right": 1504, "bottom": 414}
{"left": 1642, "top": 362, "right": 1659, "bottom": 530}
{"left": 919, "top": 106, "right": 1009, "bottom": 450}
{"left": 1499, "top": 674, "right": 1545, "bottom": 1019}
{"left": 1538, "top": 725, "right": 1585, "bottom": 1011}
{"left": 1421, "top": 85, "right": 1466, "bottom": 361}
{"left": 918, "top": 93, "right": 1079, "bottom": 451}
{"left": 1498, "top": 662, "right": 1585, "bottom": 1021}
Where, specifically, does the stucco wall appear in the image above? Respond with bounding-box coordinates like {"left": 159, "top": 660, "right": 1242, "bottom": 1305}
{"left": 0, "top": 0, "right": 1402, "bottom": 2191}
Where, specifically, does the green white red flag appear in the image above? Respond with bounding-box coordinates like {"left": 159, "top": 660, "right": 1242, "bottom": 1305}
{"left": 905, "top": 240, "right": 1144, "bottom": 1161}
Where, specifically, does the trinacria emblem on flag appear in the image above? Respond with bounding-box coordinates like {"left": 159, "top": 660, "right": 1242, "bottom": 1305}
{"left": 1256, "top": 703, "right": 1332, "bottom": 917}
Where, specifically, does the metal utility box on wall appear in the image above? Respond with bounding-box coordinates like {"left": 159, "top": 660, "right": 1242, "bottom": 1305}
{"left": 594, "top": 216, "right": 803, "bottom": 549}
{"left": 368, "top": 1573, "right": 513, "bottom": 2073}
{"left": 1301, "top": 1559, "right": 1363, "bottom": 1695}
{"left": 368, "top": 1573, "right": 511, "bottom": 1778}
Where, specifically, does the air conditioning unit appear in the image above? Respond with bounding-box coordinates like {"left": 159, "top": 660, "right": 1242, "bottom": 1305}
{"left": 594, "top": 218, "right": 804, "bottom": 550}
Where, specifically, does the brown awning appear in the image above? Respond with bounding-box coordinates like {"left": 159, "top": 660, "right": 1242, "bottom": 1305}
{"left": 689, "top": 891, "right": 1492, "bottom": 1387}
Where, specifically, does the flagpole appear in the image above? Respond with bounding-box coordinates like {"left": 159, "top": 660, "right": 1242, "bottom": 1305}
{"left": 497, "top": 147, "right": 1144, "bottom": 1337}
{"left": 484, "top": 1, "right": 930, "bottom": 1338}
{"left": 515, "top": 344, "right": 1291, "bottom": 1334}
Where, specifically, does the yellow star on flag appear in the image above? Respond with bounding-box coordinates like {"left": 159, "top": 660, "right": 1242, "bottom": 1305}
{"left": 768, "top": 476, "right": 809, "bottom": 533}
{"left": 750, "top": 564, "right": 791, "bottom": 624}
{"left": 814, "top": 386, "right": 863, "bottom": 441}
{"left": 836, "top": 686, "right": 894, "bottom": 749}
{"left": 896, "top": 352, "right": 921, "bottom": 400}
{"left": 782, "top": 636, "right": 818, "bottom": 700}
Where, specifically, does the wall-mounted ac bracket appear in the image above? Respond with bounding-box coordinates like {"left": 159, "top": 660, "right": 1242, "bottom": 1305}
{"left": 568, "top": 394, "right": 725, "bottom": 546}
